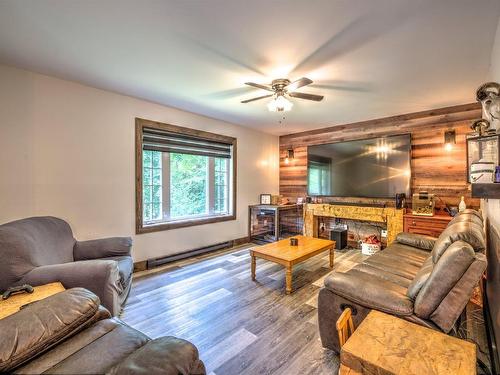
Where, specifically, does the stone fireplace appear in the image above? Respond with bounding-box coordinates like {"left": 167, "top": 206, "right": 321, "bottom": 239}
{"left": 303, "top": 203, "right": 404, "bottom": 245}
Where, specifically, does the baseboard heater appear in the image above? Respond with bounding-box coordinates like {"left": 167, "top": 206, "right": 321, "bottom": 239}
{"left": 146, "top": 241, "right": 233, "bottom": 269}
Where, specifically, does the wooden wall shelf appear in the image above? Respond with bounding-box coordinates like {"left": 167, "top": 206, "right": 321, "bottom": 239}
{"left": 471, "top": 183, "right": 500, "bottom": 199}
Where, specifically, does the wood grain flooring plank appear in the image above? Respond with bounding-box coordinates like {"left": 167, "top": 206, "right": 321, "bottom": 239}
{"left": 201, "top": 328, "right": 258, "bottom": 371}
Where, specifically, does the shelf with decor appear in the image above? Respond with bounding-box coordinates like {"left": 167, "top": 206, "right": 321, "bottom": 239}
{"left": 466, "top": 133, "right": 500, "bottom": 198}
{"left": 471, "top": 183, "right": 500, "bottom": 199}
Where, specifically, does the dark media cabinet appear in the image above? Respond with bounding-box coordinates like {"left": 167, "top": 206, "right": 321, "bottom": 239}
{"left": 248, "top": 204, "right": 303, "bottom": 244}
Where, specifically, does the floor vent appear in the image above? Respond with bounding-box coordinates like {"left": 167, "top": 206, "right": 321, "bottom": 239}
{"left": 146, "top": 241, "right": 233, "bottom": 269}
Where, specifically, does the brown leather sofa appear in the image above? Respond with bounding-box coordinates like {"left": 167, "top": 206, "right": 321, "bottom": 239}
{"left": 318, "top": 209, "right": 487, "bottom": 353}
{"left": 0, "top": 216, "right": 133, "bottom": 316}
{"left": 0, "top": 288, "right": 206, "bottom": 374}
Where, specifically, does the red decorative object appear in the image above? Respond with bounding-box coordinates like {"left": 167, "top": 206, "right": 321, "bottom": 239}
{"left": 363, "top": 235, "right": 381, "bottom": 245}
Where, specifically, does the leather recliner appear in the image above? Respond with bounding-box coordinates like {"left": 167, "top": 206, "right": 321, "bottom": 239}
{"left": 0, "top": 216, "right": 133, "bottom": 316}
{"left": 318, "top": 209, "right": 487, "bottom": 353}
{"left": 0, "top": 288, "right": 206, "bottom": 374}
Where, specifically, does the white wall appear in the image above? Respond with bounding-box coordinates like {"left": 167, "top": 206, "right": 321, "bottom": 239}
{"left": 484, "top": 16, "right": 500, "bottom": 230}
{"left": 491, "top": 16, "right": 500, "bottom": 88}
{"left": 0, "top": 64, "right": 279, "bottom": 262}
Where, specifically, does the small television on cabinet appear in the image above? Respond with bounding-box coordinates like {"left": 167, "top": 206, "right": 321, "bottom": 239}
{"left": 307, "top": 134, "right": 411, "bottom": 198}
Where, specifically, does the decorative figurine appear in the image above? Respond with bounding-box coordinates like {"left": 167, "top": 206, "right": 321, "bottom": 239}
{"left": 459, "top": 196, "right": 467, "bottom": 212}
{"left": 476, "top": 82, "right": 500, "bottom": 133}
{"left": 470, "top": 118, "right": 490, "bottom": 136}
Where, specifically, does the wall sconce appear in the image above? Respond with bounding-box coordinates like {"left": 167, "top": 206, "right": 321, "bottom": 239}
{"left": 284, "top": 149, "right": 294, "bottom": 164}
{"left": 444, "top": 130, "right": 456, "bottom": 152}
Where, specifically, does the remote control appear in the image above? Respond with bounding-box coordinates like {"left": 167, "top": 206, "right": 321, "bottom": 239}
{"left": 2, "top": 284, "right": 34, "bottom": 300}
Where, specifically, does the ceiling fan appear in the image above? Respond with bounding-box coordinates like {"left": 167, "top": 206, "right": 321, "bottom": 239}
{"left": 241, "top": 77, "right": 324, "bottom": 112}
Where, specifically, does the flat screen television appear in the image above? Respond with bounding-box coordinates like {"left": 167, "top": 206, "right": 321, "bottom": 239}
{"left": 307, "top": 134, "right": 411, "bottom": 198}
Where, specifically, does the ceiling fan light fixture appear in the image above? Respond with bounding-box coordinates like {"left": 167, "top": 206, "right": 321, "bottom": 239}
{"left": 267, "top": 94, "right": 293, "bottom": 112}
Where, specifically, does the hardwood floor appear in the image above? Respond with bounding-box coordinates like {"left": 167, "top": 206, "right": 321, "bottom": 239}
{"left": 122, "top": 245, "right": 366, "bottom": 375}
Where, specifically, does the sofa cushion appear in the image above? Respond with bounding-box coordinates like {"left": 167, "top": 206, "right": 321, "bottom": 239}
{"left": 107, "top": 336, "right": 206, "bottom": 375}
{"left": 414, "top": 241, "right": 476, "bottom": 319}
{"left": 395, "top": 232, "right": 436, "bottom": 251}
{"left": 0, "top": 288, "right": 107, "bottom": 372}
{"left": 448, "top": 213, "right": 483, "bottom": 227}
{"left": 325, "top": 269, "right": 413, "bottom": 315}
{"left": 354, "top": 263, "right": 413, "bottom": 288}
{"left": 456, "top": 209, "right": 482, "bottom": 220}
{"left": 382, "top": 243, "right": 429, "bottom": 265}
{"left": 28, "top": 319, "right": 150, "bottom": 374}
{"left": 363, "top": 251, "right": 422, "bottom": 280}
{"left": 431, "top": 222, "right": 485, "bottom": 263}
{"left": 382, "top": 243, "right": 429, "bottom": 263}
{"left": 374, "top": 247, "right": 428, "bottom": 268}
{"left": 406, "top": 257, "right": 433, "bottom": 300}
{"left": 430, "top": 253, "right": 487, "bottom": 332}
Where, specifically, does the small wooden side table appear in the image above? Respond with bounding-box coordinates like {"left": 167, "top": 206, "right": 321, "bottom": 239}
{"left": 340, "top": 310, "right": 476, "bottom": 375}
{"left": 0, "top": 282, "right": 66, "bottom": 320}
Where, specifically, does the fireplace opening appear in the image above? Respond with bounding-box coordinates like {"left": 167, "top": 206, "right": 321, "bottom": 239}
{"left": 317, "top": 216, "right": 387, "bottom": 250}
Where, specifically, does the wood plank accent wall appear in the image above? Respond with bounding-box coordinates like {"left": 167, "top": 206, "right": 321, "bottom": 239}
{"left": 279, "top": 103, "right": 482, "bottom": 208}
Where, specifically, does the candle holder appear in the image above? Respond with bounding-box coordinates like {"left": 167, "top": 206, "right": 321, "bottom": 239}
{"left": 290, "top": 238, "right": 298, "bottom": 246}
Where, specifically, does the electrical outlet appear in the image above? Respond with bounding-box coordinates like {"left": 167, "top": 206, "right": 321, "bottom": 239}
{"left": 381, "top": 229, "right": 388, "bottom": 238}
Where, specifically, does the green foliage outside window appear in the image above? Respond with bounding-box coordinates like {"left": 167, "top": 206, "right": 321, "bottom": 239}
{"left": 214, "top": 158, "right": 228, "bottom": 213}
{"left": 170, "top": 153, "right": 208, "bottom": 218}
{"left": 143, "top": 150, "right": 162, "bottom": 222}
{"left": 143, "top": 151, "right": 230, "bottom": 223}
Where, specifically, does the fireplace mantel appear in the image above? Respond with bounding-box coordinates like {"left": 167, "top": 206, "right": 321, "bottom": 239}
{"left": 303, "top": 204, "right": 404, "bottom": 244}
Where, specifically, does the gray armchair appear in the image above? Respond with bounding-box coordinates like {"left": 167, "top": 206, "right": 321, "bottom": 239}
{"left": 0, "top": 216, "right": 133, "bottom": 315}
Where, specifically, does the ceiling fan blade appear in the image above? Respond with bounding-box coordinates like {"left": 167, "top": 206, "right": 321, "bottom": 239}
{"left": 289, "top": 92, "right": 324, "bottom": 101}
{"left": 285, "top": 77, "right": 313, "bottom": 92}
{"left": 244, "top": 82, "right": 274, "bottom": 92}
{"left": 241, "top": 94, "right": 274, "bottom": 103}
{"left": 206, "top": 86, "right": 255, "bottom": 99}
{"left": 310, "top": 80, "right": 371, "bottom": 93}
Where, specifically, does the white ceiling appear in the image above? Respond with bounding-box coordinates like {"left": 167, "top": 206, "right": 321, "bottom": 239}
{"left": 1, "top": 0, "right": 499, "bottom": 135}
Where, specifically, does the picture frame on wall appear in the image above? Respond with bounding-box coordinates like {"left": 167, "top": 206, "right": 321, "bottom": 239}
{"left": 260, "top": 194, "right": 272, "bottom": 205}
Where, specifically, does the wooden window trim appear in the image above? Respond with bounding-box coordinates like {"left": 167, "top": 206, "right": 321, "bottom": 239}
{"left": 135, "top": 118, "right": 237, "bottom": 234}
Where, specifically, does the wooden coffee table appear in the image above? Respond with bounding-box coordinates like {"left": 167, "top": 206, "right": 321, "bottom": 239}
{"left": 250, "top": 235, "right": 335, "bottom": 294}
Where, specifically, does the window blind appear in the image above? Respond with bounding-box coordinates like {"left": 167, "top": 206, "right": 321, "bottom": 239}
{"left": 142, "top": 127, "right": 232, "bottom": 158}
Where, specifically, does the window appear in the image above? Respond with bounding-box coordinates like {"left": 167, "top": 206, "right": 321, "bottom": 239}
{"left": 142, "top": 150, "right": 163, "bottom": 222}
{"left": 136, "top": 118, "right": 236, "bottom": 233}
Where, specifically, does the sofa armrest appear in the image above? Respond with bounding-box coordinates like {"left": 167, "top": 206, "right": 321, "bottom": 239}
{"left": 395, "top": 232, "right": 436, "bottom": 251}
{"left": 107, "top": 336, "right": 206, "bottom": 375}
{"left": 324, "top": 269, "right": 414, "bottom": 316}
{"left": 0, "top": 288, "right": 109, "bottom": 373}
{"left": 19, "top": 260, "right": 122, "bottom": 315}
{"left": 74, "top": 237, "right": 132, "bottom": 261}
